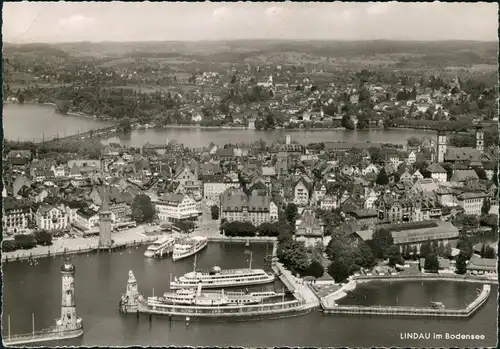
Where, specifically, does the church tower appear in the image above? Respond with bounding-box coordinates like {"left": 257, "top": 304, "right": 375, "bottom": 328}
{"left": 437, "top": 130, "right": 447, "bottom": 163}
{"left": 56, "top": 258, "right": 83, "bottom": 332}
{"left": 98, "top": 183, "right": 112, "bottom": 250}
{"left": 475, "top": 126, "right": 484, "bottom": 153}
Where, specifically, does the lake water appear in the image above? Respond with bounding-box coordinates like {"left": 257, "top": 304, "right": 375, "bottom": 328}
{"left": 2, "top": 242, "right": 497, "bottom": 347}
{"left": 3, "top": 103, "right": 437, "bottom": 148}
{"left": 2, "top": 103, "right": 113, "bottom": 142}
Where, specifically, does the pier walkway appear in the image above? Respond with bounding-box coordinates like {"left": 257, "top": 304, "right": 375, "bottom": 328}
{"left": 3, "top": 328, "right": 83, "bottom": 346}
{"left": 273, "top": 262, "right": 320, "bottom": 307}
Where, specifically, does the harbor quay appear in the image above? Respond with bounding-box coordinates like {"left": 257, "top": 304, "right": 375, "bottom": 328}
{"left": 1, "top": 227, "right": 158, "bottom": 262}
{"left": 321, "top": 284, "right": 491, "bottom": 318}
{"left": 1, "top": 230, "right": 276, "bottom": 263}
{"left": 119, "top": 268, "right": 319, "bottom": 321}
{"left": 119, "top": 240, "right": 320, "bottom": 321}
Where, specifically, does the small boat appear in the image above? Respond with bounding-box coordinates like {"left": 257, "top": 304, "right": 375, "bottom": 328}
{"left": 144, "top": 236, "right": 176, "bottom": 258}
{"left": 172, "top": 236, "right": 208, "bottom": 261}
{"left": 430, "top": 301, "right": 445, "bottom": 309}
{"left": 170, "top": 251, "right": 275, "bottom": 289}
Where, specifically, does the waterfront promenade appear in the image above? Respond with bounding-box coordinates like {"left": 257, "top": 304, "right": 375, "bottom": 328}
{"left": 1, "top": 227, "right": 277, "bottom": 262}
{"left": 1, "top": 227, "right": 157, "bottom": 262}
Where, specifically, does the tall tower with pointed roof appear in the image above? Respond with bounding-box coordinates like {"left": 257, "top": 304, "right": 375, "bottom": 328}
{"left": 437, "top": 130, "right": 447, "bottom": 163}
{"left": 98, "top": 182, "right": 112, "bottom": 250}
{"left": 475, "top": 126, "right": 484, "bottom": 153}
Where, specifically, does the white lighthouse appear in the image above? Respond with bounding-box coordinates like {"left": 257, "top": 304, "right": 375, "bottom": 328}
{"left": 56, "top": 258, "right": 83, "bottom": 332}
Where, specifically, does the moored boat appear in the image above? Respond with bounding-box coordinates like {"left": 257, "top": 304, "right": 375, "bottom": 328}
{"left": 170, "top": 250, "right": 275, "bottom": 289}
{"left": 172, "top": 236, "right": 208, "bottom": 261}
{"left": 144, "top": 236, "right": 176, "bottom": 258}
{"left": 151, "top": 282, "right": 284, "bottom": 307}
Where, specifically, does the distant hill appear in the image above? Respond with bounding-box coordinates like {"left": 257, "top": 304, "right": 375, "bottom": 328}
{"left": 3, "top": 40, "right": 498, "bottom": 69}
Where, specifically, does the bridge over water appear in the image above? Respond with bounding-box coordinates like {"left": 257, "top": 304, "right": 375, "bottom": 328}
{"left": 36, "top": 125, "right": 118, "bottom": 145}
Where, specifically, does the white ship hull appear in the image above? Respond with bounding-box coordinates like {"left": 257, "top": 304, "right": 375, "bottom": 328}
{"left": 170, "top": 274, "right": 275, "bottom": 289}
{"left": 172, "top": 238, "right": 208, "bottom": 261}
{"left": 144, "top": 237, "right": 176, "bottom": 258}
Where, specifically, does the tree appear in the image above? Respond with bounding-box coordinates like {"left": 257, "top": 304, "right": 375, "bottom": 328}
{"left": 120, "top": 119, "right": 132, "bottom": 133}
{"left": 327, "top": 260, "right": 350, "bottom": 283}
{"left": 278, "top": 230, "right": 293, "bottom": 244}
{"left": 210, "top": 205, "right": 219, "bottom": 220}
{"left": 17, "top": 93, "right": 25, "bottom": 104}
{"left": 406, "top": 137, "right": 421, "bottom": 147}
{"left": 455, "top": 252, "right": 468, "bottom": 275}
{"left": 2, "top": 240, "right": 18, "bottom": 252}
{"left": 357, "top": 113, "right": 370, "bottom": 129}
{"left": 475, "top": 167, "right": 488, "bottom": 180}
{"left": 277, "top": 240, "right": 309, "bottom": 272}
{"left": 174, "top": 221, "right": 195, "bottom": 234}
{"left": 424, "top": 253, "right": 440, "bottom": 272}
{"left": 284, "top": 203, "right": 298, "bottom": 225}
{"left": 484, "top": 246, "right": 496, "bottom": 259}
{"left": 441, "top": 163, "right": 454, "bottom": 181}
{"left": 356, "top": 242, "right": 377, "bottom": 269}
{"left": 303, "top": 260, "right": 325, "bottom": 278}
{"left": 325, "top": 238, "right": 347, "bottom": 261}
{"left": 370, "top": 228, "right": 393, "bottom": 258}
{"left": 14, "top": 234, "right": 37, "bottom": 250}
{"left": 481, "top": 198, "right": 491, "bottom": 215}
{"left": 457, "top": 238, "right": 473, "bottom": 259}
{"left": 34, "top": 230, "right": 53, "bottom": 246}
{"left": 131, "top": 194, "right": 155, "bottom": 223}
{"left": 386, "top": 245, "right": 403, "bottom": 266}
{"left": 341, "top": 115, "right": 355, "bottom": 130}
{"left": 420, "top": 240, "right": 432, "bottom": 258}
{"left": 224, "top": 221, "right": 257, "bottom": 237}
{"left": 375, "top": 168, "right": 389, "bottom": 185}
{"left": 492, "top": 165, "right": 498, "bottom": 186}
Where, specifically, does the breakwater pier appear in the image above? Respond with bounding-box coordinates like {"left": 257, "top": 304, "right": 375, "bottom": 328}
{"left": 119, "top": 270, "right": 317, "bottom": 321}
{"left": 3, "top": 259, "right": 84, "bottom": 347}
{"left": 321, "top": 280, "right": 491, "bottom": 318}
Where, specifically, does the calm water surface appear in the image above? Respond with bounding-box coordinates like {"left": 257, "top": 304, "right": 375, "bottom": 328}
{"left": 2, "top": 242, "right": 497, "bottom": 347}
{"left": 3, "top": 103, "right": 436, "bottom": 148}
{"left": 3, "top": 104, "right": 113, "bottom": 142}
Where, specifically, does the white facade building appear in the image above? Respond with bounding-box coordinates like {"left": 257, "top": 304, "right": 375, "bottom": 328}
{"left": 35, "top": 205, "right": 70, "bottom": 231}
{"left": 155, "top": 194, "right": 200, "bottom": 222}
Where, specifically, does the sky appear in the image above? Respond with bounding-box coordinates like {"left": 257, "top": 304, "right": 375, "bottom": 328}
{"left": 2, "top": 2, "right": 498, "bottom": 43}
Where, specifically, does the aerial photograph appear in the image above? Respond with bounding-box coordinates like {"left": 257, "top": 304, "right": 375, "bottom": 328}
{"left": 1, "top": 1, "right": 498, "bottom": 348}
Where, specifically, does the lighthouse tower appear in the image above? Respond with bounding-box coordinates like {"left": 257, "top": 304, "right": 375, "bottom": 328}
{"left": 98, "top": 183, "right": 112, "bottom": 250}
{"left": 56, "top": 258, "right": 83, "bottom": 332}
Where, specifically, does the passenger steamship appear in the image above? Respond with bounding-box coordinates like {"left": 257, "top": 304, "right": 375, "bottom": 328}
{"left": 170, "top": 251, "right": 275, "bottom": 289}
